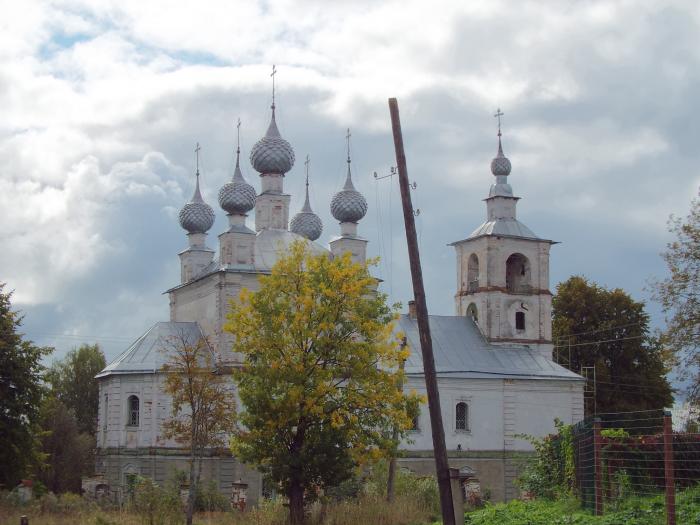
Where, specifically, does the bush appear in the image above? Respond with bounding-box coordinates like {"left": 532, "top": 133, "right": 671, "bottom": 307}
{"left": 195, "top": 480, "right": 230, "bottom": 512}
{"left": 516, "top": 419, "right": 575, "bottom": 500}
{"left": 0, "top": 489, "right": 24, "bottom": 508}
{"left": 245, "top": 497, "right": 288, "bottom": 525}
{"left": 131, "top": 476, "right": 182, "bottom": 525}
{"left": 463, "top": 484, "right": 700, "bottom": 525}
{"left": 38, "top": 492, "right": 94, "bottom": 514}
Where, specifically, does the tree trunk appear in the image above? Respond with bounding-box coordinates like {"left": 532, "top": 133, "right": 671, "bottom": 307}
{"left": 288, "top": 477, "right": 305, "bottom": 525}
{"left": 186, "top": 454, "right": 196, "bottom": 525}
{"left": 387, "top": 455, "right": 397, "bottom": 502}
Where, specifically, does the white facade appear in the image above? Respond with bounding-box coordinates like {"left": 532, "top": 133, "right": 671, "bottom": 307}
{"left": 405, "top": 378, "right": 584, "bottom": 452}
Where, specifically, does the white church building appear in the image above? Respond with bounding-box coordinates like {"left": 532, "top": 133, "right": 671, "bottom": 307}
{"left": 94, "top": 89, "right": 584, "bottom": 504}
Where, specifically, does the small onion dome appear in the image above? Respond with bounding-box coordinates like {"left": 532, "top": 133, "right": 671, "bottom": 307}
{"left": 331, "top": 163, "right": 367, "bottom": 224}
{"left": 290, "top": 175, "right": 323, "bottom": 241}
{"left": 249, "top": 109, "right": 295, "bottom": 175}
{"left": 179, "top": 172, "right": 215, "bottom": 234}
{"left": 219, "top": 148, "right": 256, "bottom": 215}
{"left": 490, "top": 136, "right": 512, "bottom": 176}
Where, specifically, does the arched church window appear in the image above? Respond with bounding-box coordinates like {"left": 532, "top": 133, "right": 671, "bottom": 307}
{"left": 505, "top": 253, "right": 531, "bottom": 293}
{"left": 127, "top": 395, "right": 140, "bottom": 427}
{"left": 455, "top": 402, "right": 468, "bottom": 431}
{"left": 467, "top": 254, "right": 479, "bottom": 293}
{"left": 515, "top": 311, "right": 525, "bottom": 331}
{"left": 466, "top": 303, "right": 478, "bottom": 322}
{"left": 103, "top": 394, "right": 108, "bottom": 431}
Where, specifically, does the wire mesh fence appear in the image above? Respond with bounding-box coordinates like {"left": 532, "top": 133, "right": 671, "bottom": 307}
{"left": 571, "top": 408, "right": 700, "bottom": 524}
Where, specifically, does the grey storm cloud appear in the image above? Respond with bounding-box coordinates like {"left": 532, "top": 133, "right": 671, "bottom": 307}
{"left": 1, "top": 0, "right": 698, "bottom": 364}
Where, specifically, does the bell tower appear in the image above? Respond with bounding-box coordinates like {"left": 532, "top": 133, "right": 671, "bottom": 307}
{"left": 450, "top": 110, "right": 557, "bottom": 359}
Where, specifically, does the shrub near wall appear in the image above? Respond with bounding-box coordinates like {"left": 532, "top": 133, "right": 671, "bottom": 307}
{"left": 516, "top": 420, "right": 575, "bottom": 500}
{"left": 463, "top": 484, "right": 700, "bottom": 525}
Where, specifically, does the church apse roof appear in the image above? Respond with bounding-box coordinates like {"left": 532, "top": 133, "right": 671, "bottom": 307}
{"left": 96, "top": 322, "right": 209, "bottom": 378}
{"left": 395, "top": 314, "right": 581, "bottom": 381}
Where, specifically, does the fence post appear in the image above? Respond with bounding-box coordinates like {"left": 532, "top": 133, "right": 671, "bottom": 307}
{"left": 20, "top": 516, "right": 28, "bottom": 525}
{"left": 593, "top": 417, "right": 603, "bottom": 516}
{"left": 663, "top": 410, "right": 676, "bottom": 525}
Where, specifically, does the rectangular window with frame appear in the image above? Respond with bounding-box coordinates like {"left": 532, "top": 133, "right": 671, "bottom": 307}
{"left": 455, "top": 402, "right": 469, "bottom": 431}
{"left": 128, "top": 396, "right": 139, "bottom": 427}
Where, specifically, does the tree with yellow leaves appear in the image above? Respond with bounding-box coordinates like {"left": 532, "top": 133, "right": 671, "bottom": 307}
{"left": 161, "top": 332, "right": 236, "bottom": 525}
{"left": 227, "top": 241, "right": 419, "bottom": 525}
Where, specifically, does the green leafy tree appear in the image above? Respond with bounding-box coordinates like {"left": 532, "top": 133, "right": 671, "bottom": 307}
{"left": 651, "top": 197, "right": 700, "bottom": 403}
{"left": 46, "top": 343, "right": 106, "bottom": 435}
{"left": 0, "top": 283, "right": 52, "bottom": 488}
{"left": 553, "top": 276, "right": 673, "bottom": 415}
{"left": 160, "top": 333, "right": 236, "bottom": 525}
{"left": 37, "top": 397, "right": 94, "bottom": 493}
{"left": 227, "top": 241, "right": 419, "bottom": 525}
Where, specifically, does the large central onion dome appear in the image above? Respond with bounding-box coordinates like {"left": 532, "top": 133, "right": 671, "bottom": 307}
{"left": 179, "top": 172, "right": 215, "bottom": 234}
{"left": 219, "top": 144, "right": 256, "bottom": 215}
{"left": 290, "top": 157, "right": 323, "bottom": 241}
{"left": 331, "top": 157, "right": 367, "bottom": 224}
{"left": 249, "top": 108, "right": 295, "bottom": 175}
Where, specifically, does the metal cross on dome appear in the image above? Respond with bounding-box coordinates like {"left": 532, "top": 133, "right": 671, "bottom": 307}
{"left": 346, "top": 128, "right": 351, "bottom": 163}
{"left": 304, "top": 154, "right": 310, "bottom": 187}
{"left": 195, "top": 142, "right": 201, "bottom": 174}
{"left": 236, "top": 118, "right": 241, "bottom": 152}
{"left": 271, "top": 64, "right": 277, "bottom": 109}
{"left": 494, "top": 108, "right": 504, "bottom": 137}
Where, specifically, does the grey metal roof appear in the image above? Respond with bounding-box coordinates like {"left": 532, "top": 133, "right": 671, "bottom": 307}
{"left": 96, "top": 321, "right": 208, "bottom": 377}
{"left": 395, "top": 314, "right": 582, "bottom": 381}
{"left": 466, "top": 218, "right": 541, "bottom": 241}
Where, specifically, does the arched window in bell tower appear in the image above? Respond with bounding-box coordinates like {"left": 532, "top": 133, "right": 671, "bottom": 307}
{"left": 506, "top": 253, "right": 531, "bottom": 294}
{"left": 467, "top": 254, "right": 479, "bottom": 293}
{"left": 467, "top": 303, "right": 478, "bottom": 322}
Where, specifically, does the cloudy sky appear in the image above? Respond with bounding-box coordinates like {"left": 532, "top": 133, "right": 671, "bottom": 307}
{"left": 1, "top": 0, "right": 698, "bottom": 376}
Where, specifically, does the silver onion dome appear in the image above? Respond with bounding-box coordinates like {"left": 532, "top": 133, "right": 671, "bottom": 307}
{"left": 219, "top": 146, "right": 256, "bottom": 215}
{"left": 290, "top": 157, "right": 323, "bottom": 241}
{"left": 488, "top": 135, "right": 514, "bottom": 198}
{"left": 331, "top": 162, "right": 367, "bottom": 224}
{"left": 179, "top": 172, "right": 215, "bottom": 234}
{"left": 249, "top": 108, "right": 295, "bottom": 175}
{"left": 490, "top": 136, "right": 512, "bottom": 176}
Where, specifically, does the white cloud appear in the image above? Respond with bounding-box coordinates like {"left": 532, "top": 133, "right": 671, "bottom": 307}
{"left": 0, "top": 151, "right": 183, "bottom": 304}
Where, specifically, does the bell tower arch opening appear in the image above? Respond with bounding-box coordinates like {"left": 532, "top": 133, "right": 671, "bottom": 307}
{"left": 466, "top": 302, "right": 478, "bottom": 322}
{"left": 505, "top": 253, "right": 531, "bottom": 294}
{"left": 467, "top": 254, "right": 479, "bottom": 293}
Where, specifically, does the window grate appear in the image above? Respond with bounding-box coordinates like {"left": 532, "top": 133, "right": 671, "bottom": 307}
{"left": 456, "top": 402, "right": 468, "bottom": 431}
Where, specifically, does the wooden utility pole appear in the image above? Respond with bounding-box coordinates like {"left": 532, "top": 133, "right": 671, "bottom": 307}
{"left": 388, "top": 98, "right": 455, "bottom": 525}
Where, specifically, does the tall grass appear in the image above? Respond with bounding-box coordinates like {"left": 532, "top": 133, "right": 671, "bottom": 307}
{"left": 0, "top": 494, "right": 434, "bottom": 525}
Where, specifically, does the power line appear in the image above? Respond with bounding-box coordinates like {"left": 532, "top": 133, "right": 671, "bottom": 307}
{"left": 554, "top": 321, "right": 644, "bottom": 341}
{"left": 553, "top": 334, "right": 645, "bottom": 349}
